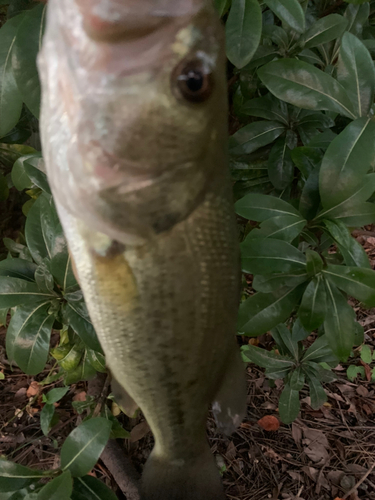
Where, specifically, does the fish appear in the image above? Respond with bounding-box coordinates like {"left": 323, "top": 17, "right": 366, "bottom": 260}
{"left": 37, "top": 1, "right": 246, "bottom": 499}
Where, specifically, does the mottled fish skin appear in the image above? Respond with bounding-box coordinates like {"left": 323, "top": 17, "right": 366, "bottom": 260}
{"left": 38, "top": 1, "right": 246, "bottom": 498}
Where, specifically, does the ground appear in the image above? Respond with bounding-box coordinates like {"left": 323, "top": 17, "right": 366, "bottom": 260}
{"left": 0, "top": 226, "right": 375, "bottom": 500}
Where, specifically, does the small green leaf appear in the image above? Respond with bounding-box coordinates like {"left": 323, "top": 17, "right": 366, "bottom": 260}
{"left": 24, "top": 158, "right": 51, "bottom": 194}
{"left": 63, "top": 302, "right": 102, "bottom": 353}
{"left": 298, "top": 277, "right": 327, "bottom": 332}
{"left": 40, "top": 404, "right": 55, "bottom": 436}
{"left": 307, "top": 376, "right": 327, "bottom": 409}
{"left": 236, "top": 193, "right": 301, "bottom": 221}
{"left": 279, "top": 384, "right": 300, "bottom": 424}
{"left": 360, "top": 344, "right": 372, "bottom": 364}
{"left": 0, "top": 459, "right": 44, "bottom": 492}
{"left": 241, "top": 238, "right": 306, "bottom": 274}
{"left": 306, "top": 250, "right": 323, "bottom": 278}
{"left": 229, "top": 121, "right": 286, "bottom": 156}
{"left": 337, "top": 32, "right": 375, "bottom": 117}
{"left": 241, "top": 94, "right": 289, "bottom": 124}
{"left": 346, "top": 365, "right": 365, "bottom": 381}
{"left": 44, "top": 387, "right": 70, "bottom": 404}
{"left": 37, "top": 470, "right": 72, "bottom": 500}
{"left": 272, "top": 323, "right": 299, "bottom": 360}
{"left": 258, "top": 59, "right": 355, "bottom": 119}
{"left": 268, "top": 136, "right": 294, "bottom": 190}
{"left": 71, "top": 475, "right": 119, "bottom": 500}
{"left": 238, "top": 284, "right": 306, "bottom": 335}
{"left": 323, "top": 265, "right": 375, "bottom": 307}
{"left": 253, "top": 271, "right": 308, "bottom": 293}
{"left": 302, "top": 334, "right": 339, "bottom": 365}
{"left": 241, "top": 344, "right": 295, "bottom": 370}
{"left": 0, "top": 277, "right": 54, "bottom": 308}
{"left": 324, "top": 281, "right": 355, "bottom": 361}
{"left": 86, "top": 350, "right": 106, "bottom": 373}
{"left": 0, "top": 258, "right": 37, "bottom": 281}
{"left": 289, "top": 368, "right": 305, "bottom": 391}
{"left": 264, "top": 0, "right": 305, "bottom": 33}
{"left": 60, "top": 418, "right": 112, "bottom": 477}
{"left": 247, "top": 215, "right": 306, "bottom": 243}
{"left": 291, "top": 318, "right": 310, "bottom": 342}
{"left": 226, "top": 0, "right": 262, "bottom": 69}
{"left": 303, "top": 14, "right": 348, "bottom": 49}
{"left": 291, "top": 147, "right": 323, "bottom": 179}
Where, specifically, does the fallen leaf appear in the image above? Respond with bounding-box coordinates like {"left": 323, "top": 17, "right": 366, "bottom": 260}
{"left": 303, "top": 428, "right": 329, "bottom": 448}
{"left": 304, "top": 444, "right": 329, "bottom": 464}
{"left": 360, "top": 360, "right": 372, "bottom": 382}
{"left": 327, "top": 470, "right": 345, "bottom": 486}
{"left": 226, "top": 441, "right": 237, "bottom": 460}
{"left": 72, "top": 391, "right": 86, "bottom": 402}
{"left": 26, "top": 381, "right": 41, "bottom": 398}
{"left": 287, "top": 470, "right": 303, "bottom": 482}
{"left": 262, "top": 446, "right": 281, "bottom": 462}
{"left": 257, "top": 415, "right": 280, "bottom": 431}
{"left": 130, "top": 421, "right": 150, "bottom": 443}
{"left": 302, "top": 466, "right": 318, "bottom": 481}
{"left": 292, "top": 423, "right": 303, "bottom": 445}
{"left": 356, "top": 385, "right": 369, "bottom": 397}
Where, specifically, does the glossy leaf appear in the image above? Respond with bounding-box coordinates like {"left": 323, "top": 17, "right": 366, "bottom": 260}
{"left": 264, "top": 0, "right": 305, "bottom": 33}
{"left": 37, "top": 471, "right": 72, "bottom": 500}
{"left": 25, "top": 195, "right": 49, "bottom": 264}
{"left": 71, "top": 476, "right": 118, "bottom": 500}
{"left": 279, "top": 384, "right": 300, "bottom": 424}
{"left": 63, "top": 350, "right": 97, "bottom": 385}
{"left": 86, "top": 349, "right": 106, "bottom": 373}
{"left": 289, "top": 368, "right": 305, "bottom": 391}
{"left": 9, "top": 301, "right": 55, "bottom": 375}
{"left": 44, "top": 387, "right": 70, "bottom": 404}
{"left": 0, "top": 258, "right": 37, "bottom": 281}
{"left": 229, "top": 121, "right": 285, "bottom": 156}
{"left": 0, "top": 15, "right": 24, "bottom": 137}
{"left": 0, "top": 459, "right": 44, "bottom": 492}
{"left": 306, "top": 250, "right": 323, "bottom": 278}
{"left": 60, "top": 418, "right": 112, "bottom": 477}
{"left": 291, "top": 318, "right": 310, "bottom": 342}
{"left": 298, "top": 277, "right": 327, "bottom": 332}
{"left": 345, "top": 3, "right": 369, "bottom": 37}
{"left": 302, "top": 335, "right": 338, "bottom": 365}
{"left": 0, "top": 277, "right": 54, "bottom": 308}
{"left": 323, "top": 265, "right": 375, "bottom": 307}
{"left": 241, "top": 344, "right": 295, "bottom": 370}
{"left": 12, "top": 4, "right": 46, "bottom": 117}
{"left": 213, "top": 0, "right": 231, "bottom": 17}
{"left": 319, "top": 118, "right": 375, "bottom": 210}
{"left": 226, "top": 0, "right": 262, "bottom": 69}
{"left": 291, "top": 147, "right": 323, "bottom": 180}
{"left": 307, "top": 376, "right": 327, "bottom": 409}
{"left": 320, "top": 200, "right": 375, "bottom": 227}
{"left": 268, "top": 136, "right": 294, "bottom": 190}
{"left": 235, "top": 193, "right": 301, "bottom": 221}
{"left": 241, "top": 95, "right": 289, "bottom": 124}
{"left": 11, "top": 155, "right": 33, "bottom": 191}
{"left": 258, "top": 59, "right": 355, "bottom": 119}
{"left": 63, "top": 301, "right": 101, "bottom": 353}
{"left": 323, "top": 219, "right": 371, "bottom": 268}
{"left": 303, "top": 14, "right": 347, "bottom": 49}
{"left": 40, "top": 403, "right": 55, "bottom": 436}
{"left": 24, "top": 158, "right": 51, "bottom": 194}
{"left": 241, "top": 238, "right": 306, "bottom": 274}
{"left": 247, "top": 215, "right": 306, "bottom": 243}
{"left": 272, "top": 323, "right": 299, "bottom": 360}
{"left": 324, "top": 281, "right": 355, "bottom": 361}
{"left": 238, "top": 284, "right": 306, "bottom": 335}
{"left": 337, "top": 32, "right": 375, "bottom": 117}
{"left": 252, "top": 271, "right": 308, "bottom": 293}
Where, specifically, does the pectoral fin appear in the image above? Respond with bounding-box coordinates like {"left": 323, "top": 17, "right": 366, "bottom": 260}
{"left": 212, "top": 347, "right": 247, "bottom": 435}
{"left": 111, "top": 375, "right": 139, "bottom": 418}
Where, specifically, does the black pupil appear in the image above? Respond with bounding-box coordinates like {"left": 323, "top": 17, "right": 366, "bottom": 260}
{"left": 184, "top": 70, "right": 204, "bottom": 93}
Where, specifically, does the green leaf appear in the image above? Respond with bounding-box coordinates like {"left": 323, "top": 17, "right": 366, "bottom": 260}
{"left": 292, "top": 318, "right": 310, "bottom": 342}
{"left": 303, "top": 14, "right": 348, "bottom": 49}
{"left": 25, "top": 195, "right": 49, "bottom": 265}
{"left": 346, "top": 365, "right": 365, "bottom": 381}
{"left": 63, "top": 349, "right": 97, "bottom": 385}
{"left": 44, "top": 387, "right": 70, "bottom": 404}
{"left": 289, "top": 367, "right": 305, "bottom": 391}
{"left": 258, "top": 59, "right": 355, "bottom": 119}
{"left": 319, "top": 118, "right": 375, "bottom": 210}
{"left": 306, "top": 250, "right": 323, "bottom": 278}
{"left": 0, "top": 459, "right": 44, "bottom": 492}
{"left": 241, "top": 95, "right": 289, "bottom": 124}
{"left": 299, "top": 165, "right": 321, "bottom": 221}
{"left": 279, "top": 384, "right": 300, "bottom": 424}
{"left": 63, "top": 302, "right": 102, "bottom": 353}
{"left": 323, "top": 219, "right": 371, "bottom": 268}
{"left": 272, "top": 323, "right": 299, "bottom": 360}
{"left": 307, "top": 376, "right": 327, "bottom": 409}
{"left": 302, "top": 335, "right": 338, "bottom": 365}
{"left": 0, "top": 308, "right": 8, "bottom": 326}
{"left": 264, "top": 0, "right": 305, "bottom": 33}
{"left": 247, "top": 215, "right": 306, "bottom": 243}
{"left": 323, "top": 265, "right": 375, "bottom": 307}
{"left": 229, "top": 121, "right": 285, "bottom": 156}
{"left": 0, "top": 277, "right": 54, "bottom": 308}
{"left": 298, "top": 48, "right": 324, "bottom": 66}
{"left": 226, "top": 0, "right": 262, "bottom": 69}
{"left": 337, "top": 32, "right": 375, "bottom": 118}
{"left": 308, "top": 129, "right": 337, "bottom": 148}
{"left": 24, "top": 158, "right": 51, "bottom": 194}
{"left": 252, "top": 271, "right": 308, "bottom": 293}
{"left": 11, "top": 155, "right": 33, "bottom": 191}
{"left": 0, "top": 258, "right": 37, "bottom": 281}
{"left": 360, "top": 344, "right": 372, "bottom": 364}
{"left": 0, "top": 15, "right": 24, "bottom": 137}
{"left": 291, "top": 147, "right": 323, "bottom": 179}
{"left": 60, "top": 418, "right": 112, "bottom": 477}
{"left": 86, "top": 350, "right": 106, "bottom": 373}
{"left": 241, "top": 238, "right": 306, "bottom": 274}
{"left": 324, "top": 281, "right": 355, "bottom": 361}
{"left": 262, "top": 24, "right": 288, "bottom": 50}
{"left": 37, "top": 471, "right": 72, "bottom": 500}
{"left": 71, "top": 475, "right": 119, "bottom": 500}
{"left": 236, "top": 193, "right": 301, "bottom": 221}
{"left": 238, "top": 284, "right": 306, "bottom": 335}
{"left": 241, "top": 344, "right": 295, "bottom": 369}
{"left": 40, "top": 403, "right": 55, "bottom": 436}
{"left": 9, "top": 301, "right": 55, "bottom": 375}
{"left": 268, "top": 136, "right": 294, "bottom": 190}
{"left": 12, "top": 4, "right": 46, "bottom": 117}
{"left": 298, "top": 277, "right": 327, "bottom": 332}
{"left": 345, "top": 3, "right": 369, "bottom": 37}
{"left": 214, "top": 0, "right": 231, "bottom": 17}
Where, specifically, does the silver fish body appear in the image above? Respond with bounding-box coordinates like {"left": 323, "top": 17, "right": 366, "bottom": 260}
{"left": 38, "top": 1, "right": 246, "bottom": 498}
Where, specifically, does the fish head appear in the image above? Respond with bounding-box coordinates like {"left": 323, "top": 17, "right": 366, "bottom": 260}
{"left": 39, "top": 0, "right": 228, "bottom": 244}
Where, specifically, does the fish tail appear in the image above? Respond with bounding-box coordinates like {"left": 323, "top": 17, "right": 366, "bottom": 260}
{"left": 141, "top": 446, "right": 226, "bottom": 500}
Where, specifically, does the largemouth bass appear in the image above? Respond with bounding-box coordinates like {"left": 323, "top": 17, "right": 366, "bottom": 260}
{"left": 38, "top": 1, "right": 246, "bottom": 498}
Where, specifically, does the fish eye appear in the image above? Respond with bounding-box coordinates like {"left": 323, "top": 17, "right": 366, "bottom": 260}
{"left": 173, "top": 57, "right": 214, "bottom": 103}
